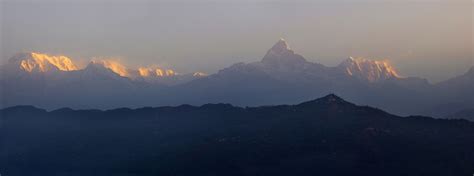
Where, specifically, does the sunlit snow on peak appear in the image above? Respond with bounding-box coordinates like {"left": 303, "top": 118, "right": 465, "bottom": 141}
{"left": 340, "top": 57, "right": 401, "bottom": 82}
{"left": 17, "top": 52, "right": 78, "bottom": 72}
{"left": 138, "top": 66, "right": 177, "bottom": 77}
{"left": 90, "top": 59, "right": 130, "bottom": 77}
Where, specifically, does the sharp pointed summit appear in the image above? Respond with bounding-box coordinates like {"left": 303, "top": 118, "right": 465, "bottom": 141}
{"left": 264, "top": 38, "right": 293, "bottom": 58}
{"left": 297, "top": 94, "right": 354, "bottom": 108}
{"left": 321, "top": 94, "right": 345, "bottom": 102}
{"left": 273, "top": 38, "right": 291, "bottom": 51}
{"left": 261, "top": 38, "right": 307, "bottom": 66}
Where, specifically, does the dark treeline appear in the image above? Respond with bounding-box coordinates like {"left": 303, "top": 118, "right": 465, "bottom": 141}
{"left": 1, "top": 95, "right": 474, "bottom": 176}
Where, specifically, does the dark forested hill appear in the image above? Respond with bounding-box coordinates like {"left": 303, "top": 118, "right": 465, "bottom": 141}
{"left": 1, "top": 94, "right": 474, "bottom": 176}
{"left": 446, "top": 108, "right": 474, "bottom": 122}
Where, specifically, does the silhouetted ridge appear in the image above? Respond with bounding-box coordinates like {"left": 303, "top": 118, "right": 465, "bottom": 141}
{"left": 297, "top": 94, "right": 353, "bottom": 107}
{"left": 1, "top": 105, "right": 45, "bottom": 114}
{"left": 320, "top": 94, "right": 346, "bottom": 102}
{"left": 51, "top": 107, "right": 75, "bottom": 113}
{"left": 200, "top": 103, "right": 235, "bottom": 109}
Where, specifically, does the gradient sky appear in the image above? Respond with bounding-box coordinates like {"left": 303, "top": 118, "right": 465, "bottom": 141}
{"left": 1, "top": 0, "right": 472, "bottom": 82}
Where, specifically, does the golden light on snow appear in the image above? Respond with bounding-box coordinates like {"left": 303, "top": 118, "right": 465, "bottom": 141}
{"left": 344, "top": 57, "right": 401, "bottom": 82}
{"left": 20, "top": 52, "right": 78, "bottom": 72}
{"left": 138, "top": 67, "right": 151, "bottom": 77}
{"left": 15, "top": 52, "right": 206, "bottom": 79}
{"left": 138, "top": 66, "right": 177, "bottom": 77}
{"left": 155, "top": 69, "right": 164, "bottom": 76}
{"left": 92, "top": 60, "right": 130, "bottom": 77}
{"left": 165, "top": 69, "right": 175, "bottom": 76}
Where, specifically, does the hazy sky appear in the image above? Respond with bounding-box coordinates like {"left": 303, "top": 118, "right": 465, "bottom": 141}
{"left": 1, "top": 0, "right": 472, "bottom": 82}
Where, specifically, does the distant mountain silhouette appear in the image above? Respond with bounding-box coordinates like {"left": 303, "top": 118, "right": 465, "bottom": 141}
{"left": 1, "top": 39, "right": 473, "bottom": 117}
{"left": 426, "top": 67, "right": 474, "bottom": 117}
{"left": 1, "top": 95, "right": 474, "bottom": 176}
{"left": 171, "top": 39, "right": 441, "bottom": 116}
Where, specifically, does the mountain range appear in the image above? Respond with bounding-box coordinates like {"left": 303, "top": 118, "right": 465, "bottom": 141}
{"left": 1, "top": 39, "right": 473, "bottom": 118}
{"left": 1, "top": 95, "right": 473, "bottom": 176}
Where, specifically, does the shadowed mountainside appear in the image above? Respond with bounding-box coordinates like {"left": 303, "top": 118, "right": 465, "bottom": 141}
{"left": 2, "top": 39, "right": 473, "bottom": 117}
{"left": 1, "top": 94, "right": 474, "bottom": 176}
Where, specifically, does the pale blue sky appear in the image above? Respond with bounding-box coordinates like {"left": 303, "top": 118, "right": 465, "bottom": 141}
{"left": 1, "top": 0, "right": 472, "bottom": 82}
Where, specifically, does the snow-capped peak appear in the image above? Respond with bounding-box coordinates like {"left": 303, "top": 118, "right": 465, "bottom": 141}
{"left": 137, "top": 67, "right": 177, "bottom": 77}
{"left": 261, "top": 38, "right": 307, "bottom": 66}
{"left": 8, "top": 52, "right": 78, "bottom": 73}
{"left": 339, "top": 57, "right": 401, "bottom": 82}
{"left": 265, "top": 38, "right": 293, "bottom": 57}
{"left": 88, "top": 60, "right": 130, "bottom": 77}
{"left": 193, "top": 72, "right": 208, "bottom": 77}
